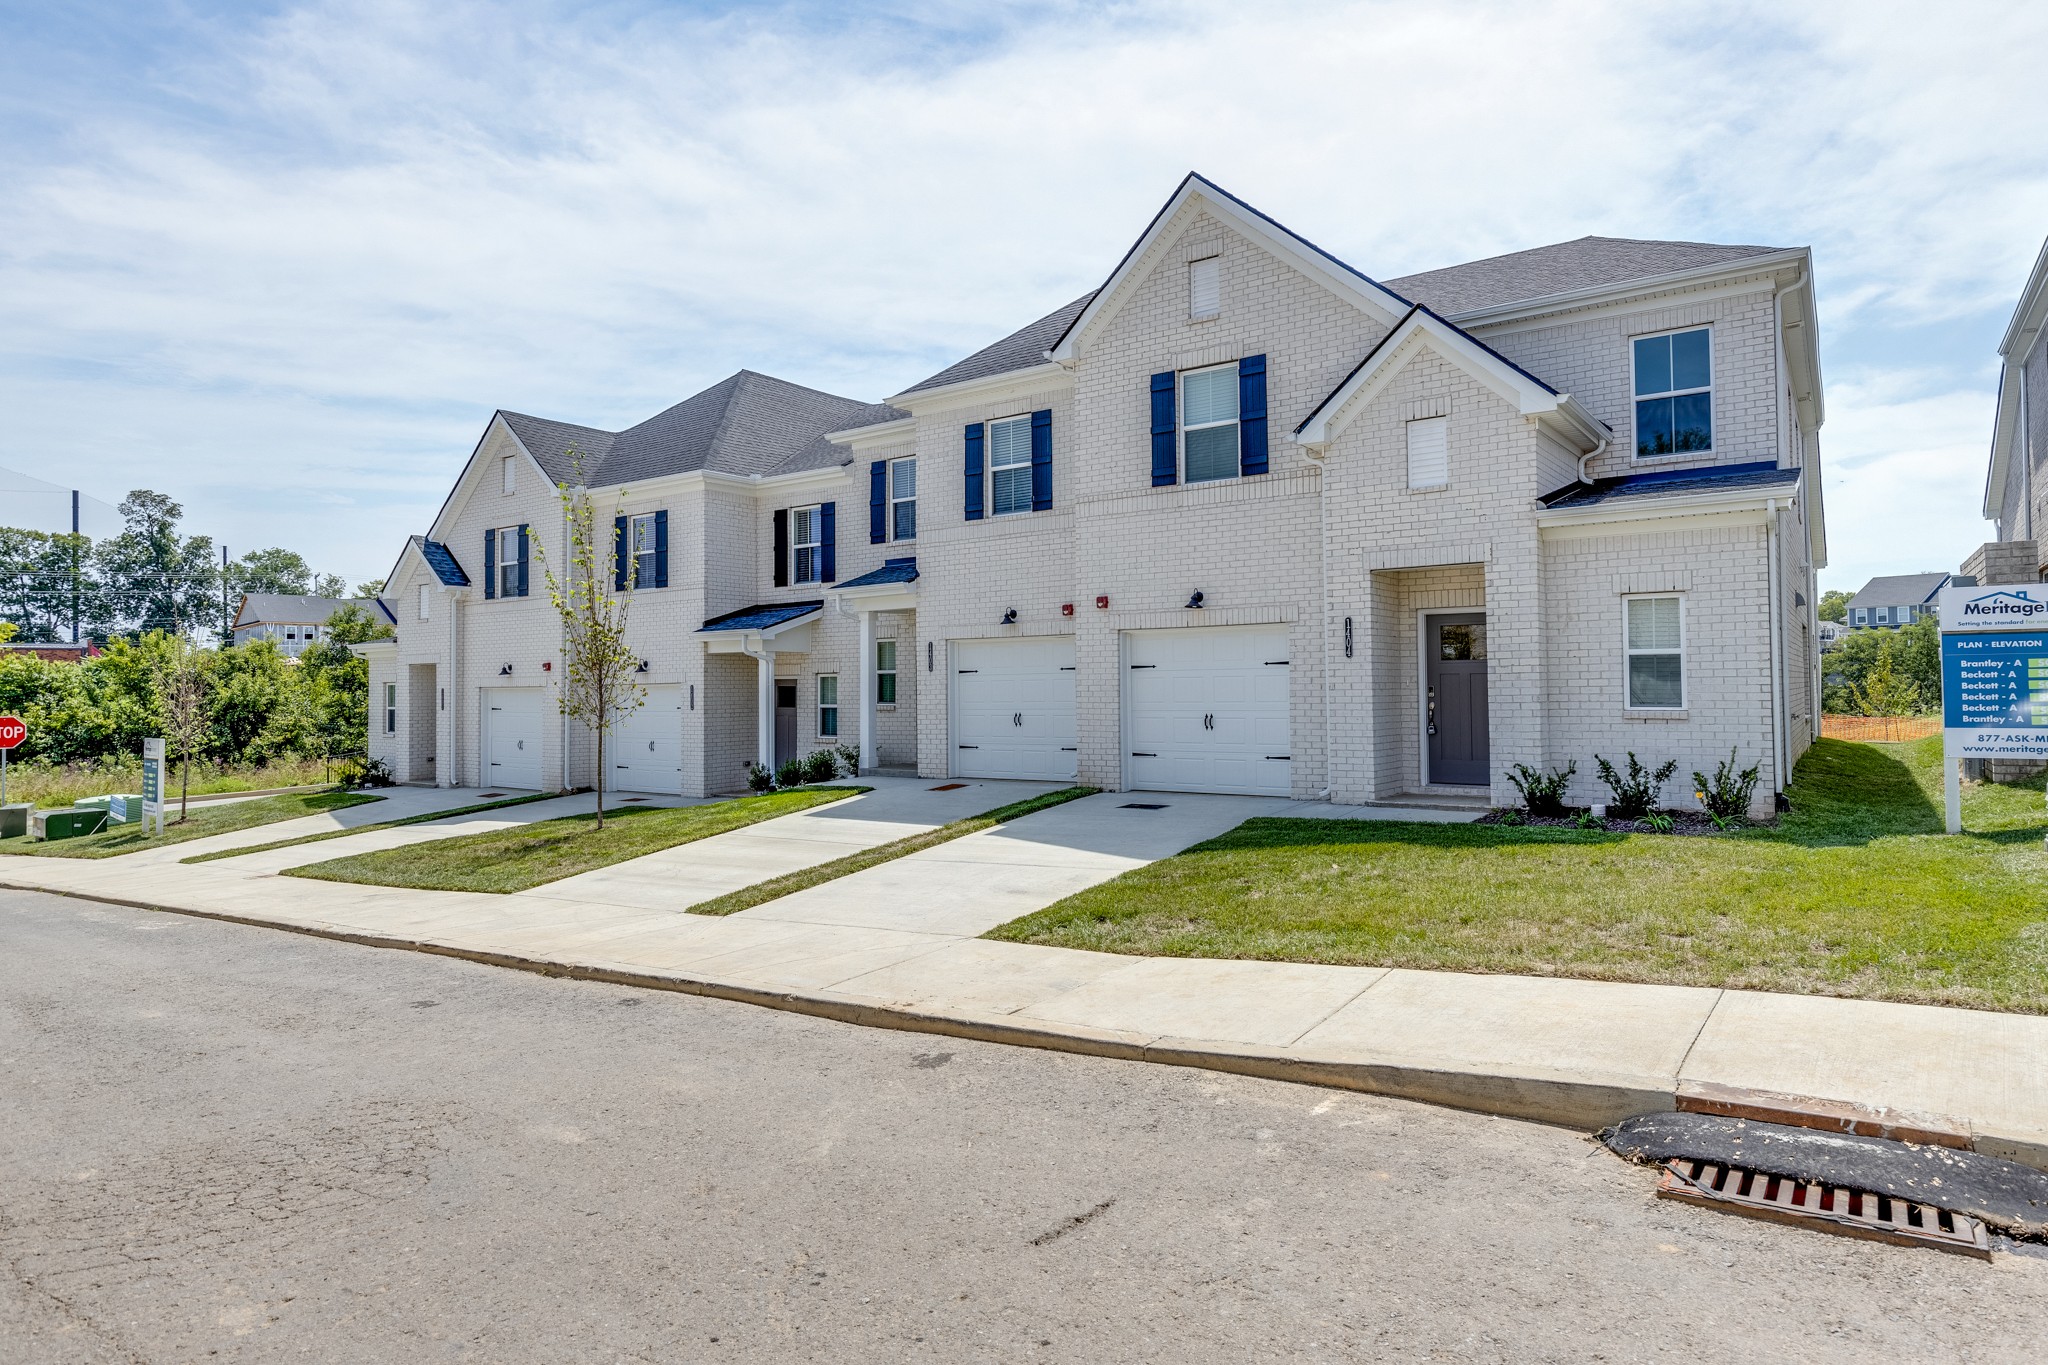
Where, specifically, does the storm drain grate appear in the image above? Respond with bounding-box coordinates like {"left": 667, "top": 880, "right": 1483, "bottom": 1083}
{"left": 478, "top": 792, "right": 508, "bottom": 799}
{"left": 619, "top": 797, "right": 649, "bottom": 803}
{"left": 1658, "top": 1158, "right": 1991, "bottom": 1259}
{"left": 929, "top": 783, "right": 967, "bottom": 791}
{"left": 1120, "top": 803, "right": 1169, "bottom": 810}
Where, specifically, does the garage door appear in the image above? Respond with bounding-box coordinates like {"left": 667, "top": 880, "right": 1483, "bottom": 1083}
{"left": 612, "top": 685, "right": 682, "bottom": 794}
{"left": 482, "top": 687, "right": 546, "bottom": 790}
{"left": 1124, "top": 625, "right": 1292, "bottom": 796}
{"left": 951, "top": 637, "right": 1077, "bottom": 781}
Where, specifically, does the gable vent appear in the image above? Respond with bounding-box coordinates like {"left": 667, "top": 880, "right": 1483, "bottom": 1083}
{"left": 1407, "top": 415, "right": 1449, "bottom": 489}
{"left": 1189, "top": 257, "right": 1221, "bottom": 320}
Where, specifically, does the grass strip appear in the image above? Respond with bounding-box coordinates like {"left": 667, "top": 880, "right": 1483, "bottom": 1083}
{"left": 283, "top": 787, "right": 869, "bottom": 893}
{"left": 180, "top": 791, "right": 559, "bottom": 864}
{"left": 688, "top": 785, "right": 1098, "bottom": 917}
{"left": 987, "top": 738, "right": 2048, "bottom": 1015}
{"left": 0, "top": 791, "right": 383, "bottom": 859}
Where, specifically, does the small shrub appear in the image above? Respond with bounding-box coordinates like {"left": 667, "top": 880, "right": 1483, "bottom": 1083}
{"left": 1692, "top": 748, "right": 1761, "bottom": 822}
{"left": 774, "top": 757, "right": 808, "bottom": 789}
{"left": 1571, "top": 810, "right": 1606, "bottom": 830}
{"left": 1594, "top": 752, "right": 1678, "bottom": 820}
{"left": 1642, "top": 812, "right": 1675, "bottom": 834}
{"left": 833, "top": 743, "right": 862, "bottom": 777}
{"left": 744, "top": 761, "right": 775, "bottom": 794}
{"left": 1496, "top": 809, "right": 1526, "bottom": 827}
{"left": 1506, "top": 761, "right": 1576, "bottom": 817}
{"left": 332, "top": 756, "right": 393, "bottom": 789}
{"left": 799, "top": 749, "right": 838, "bottom": 784}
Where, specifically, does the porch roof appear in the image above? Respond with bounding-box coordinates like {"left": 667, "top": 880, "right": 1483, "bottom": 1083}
{"left": 697, "top": 601, "right": 824, "bottom": 634}
{"left": 833, "top": 557, "right": 919, "bottom": 590}
{"left": 1539, "top": 460, "right": 1800, "bottom": 510}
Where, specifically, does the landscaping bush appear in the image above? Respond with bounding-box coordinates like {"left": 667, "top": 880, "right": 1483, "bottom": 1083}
{"left": 833, "top": 743, "right": 862, "bottom": 776}
{"left": 1594, "top": 752, "right": 1678, "bottom": 820}
{"left": 1506, "top": 761, "right": 1576, "bottom": 817}
{"left": 774, "top": 757, "right": 807, "bottom": 789}
{"left": 1692, "top": 748, "right": 1762, "bottom": 822}
{"left": 799, "top": 749, "right": 839, "bottom": 784}
{"left": 744, "top": 761, "right": 775, "bottom": 794}
{"left": 333, "top": 756, "right": 395, "bottom": 789}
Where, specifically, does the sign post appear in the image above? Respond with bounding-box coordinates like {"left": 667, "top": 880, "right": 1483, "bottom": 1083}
{"left": 0, "top": 715, "right": 24, "bottom": 807}
{"left": 142, "top": 737, "right": 166, "bottom": 838}
{"left": 1937, "top": 584, "right": 2048, "bottom": 834}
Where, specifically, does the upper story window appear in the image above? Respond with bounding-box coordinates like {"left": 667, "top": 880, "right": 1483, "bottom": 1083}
{"left": 493, "top": 526, "right": 521, "bottom": 598}
{"left": 418, "top": 584, "right": 431, "bottom": 620}
{"left": 1189, "top": 256, "right": 1221, "bottom": 320}
{"left": 501, "top": 455, "right": 516, "bottom": 494}
{"left": 792, "top": 505, "right": 822, "bottom": 584}
{"left": 1625, "top": 595, "right": 1685, "bottom": 709}
{"left": 891, "top": 458, "right": 917, "bottom": 541}
{"left": 1632, "top": 327, "right": 1712, "bottom": 459}
{"left": 629, "top": 513, "right": 659, "bottom": 589}
{"left": 1182, "top": 364, "right": 1240, "bottom": 482}
{"left": 989, "top": 417, "right": 1033, "bottom": 516}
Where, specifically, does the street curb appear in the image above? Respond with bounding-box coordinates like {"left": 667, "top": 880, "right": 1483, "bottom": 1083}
{"left": 6, "top": 877, "right": 2044, "bottom": 1165}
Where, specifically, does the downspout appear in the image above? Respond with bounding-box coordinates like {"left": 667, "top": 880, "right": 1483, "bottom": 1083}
{"left": 447, "top": 587, "right": 461, "bottom": 788}
{"left": 1766, "top": 496, "right": 1787, "bottom": 801}
{"left": 2023, "top": 362, "right": 2034, "bottom": 545}
{"left": 560, "top": 493, "right": 573, "bottom": 792}
{"left": 1576, "top": 433, "right": 1610, "bottom": 485}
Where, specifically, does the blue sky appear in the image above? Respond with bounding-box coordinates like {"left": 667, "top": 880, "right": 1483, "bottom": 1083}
{"left": 2, "top": 0, "right": 2045, "bottom": 593}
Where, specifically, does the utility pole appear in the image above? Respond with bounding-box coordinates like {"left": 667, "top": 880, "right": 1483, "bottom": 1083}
{"left": 221, "top": 544, "right": 230, "bottom": 646}
{"left": 70, "top": 489, "right": 80, "bottom": 644}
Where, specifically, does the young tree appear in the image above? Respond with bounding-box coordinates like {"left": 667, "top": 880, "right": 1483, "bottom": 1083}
{"left": 149, "top": 631, "right": 213, "bottom": 824}
{"left": 1855, "top": 637, "right": 1922, "bottom": 737}
{"left": 530, "top": 454, "right": 644, "bottom": 830}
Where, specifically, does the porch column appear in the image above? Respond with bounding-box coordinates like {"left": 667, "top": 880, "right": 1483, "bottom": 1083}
{"left": 858, "top": 608, "right": 877, "bottom": 773}
{"left": 755, "top": 649, "right": 776, "bottom": 773}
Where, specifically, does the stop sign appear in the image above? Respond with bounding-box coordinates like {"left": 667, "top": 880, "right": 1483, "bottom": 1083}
{"left": 0, "top": 717, "right": 22, "bottom": 750}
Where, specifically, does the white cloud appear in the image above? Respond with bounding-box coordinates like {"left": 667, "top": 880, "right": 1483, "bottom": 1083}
{"left": 1, "top": 0, "right": 2045, "bottom": 583}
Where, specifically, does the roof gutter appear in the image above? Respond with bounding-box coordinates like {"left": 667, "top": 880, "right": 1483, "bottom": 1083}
{"left": 1536, "top": 480, "right": 1802, "bottom": 530}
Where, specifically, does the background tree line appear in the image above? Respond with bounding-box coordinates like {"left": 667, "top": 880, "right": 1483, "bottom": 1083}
{"left": 0, "top": 489, "right": 382, "bottom": 644}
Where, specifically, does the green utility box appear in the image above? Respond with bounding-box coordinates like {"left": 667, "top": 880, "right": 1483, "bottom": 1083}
{"left": 74, "top": 794, "right": 144, "bottom": 825}
{"left": 0, "top": 803, "right": 29, "bottom": 840}
{"left": 33, "top": 807, "right": 109, "bottom": 841}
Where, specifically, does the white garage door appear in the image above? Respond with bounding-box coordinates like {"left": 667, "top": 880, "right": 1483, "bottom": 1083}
{"left": 482, "top": 687, "right": 546, "bottom": 790}
{"left": 1124, "top": 625, "right": 1292, "bottom": 796}
{"left": 612, "top": 685, "right": 682, "bottom": 794}
{"left": 951, "top": 637, "right": 1077, "bottom": 781}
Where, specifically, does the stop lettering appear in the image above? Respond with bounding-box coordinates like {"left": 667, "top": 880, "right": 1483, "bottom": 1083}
{"left": 0, "top": 716, "right": 23, "bottom": 750}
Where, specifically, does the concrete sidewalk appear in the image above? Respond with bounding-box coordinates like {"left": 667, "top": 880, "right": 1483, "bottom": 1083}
{"left": 3, "top": 787, "right": 2044, "bottom": 1172}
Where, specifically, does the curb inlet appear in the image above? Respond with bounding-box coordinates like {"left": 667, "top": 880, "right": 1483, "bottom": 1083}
{"left": 1658, "top": 1158, "right": 1991, "bottom": 1259}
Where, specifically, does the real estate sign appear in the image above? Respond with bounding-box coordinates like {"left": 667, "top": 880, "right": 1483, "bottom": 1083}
{"left": 141, "top": 737, "right": 166, "bottom": 837}
{"left": 1937, "top": 583, "right": 2048, "bottom": 832}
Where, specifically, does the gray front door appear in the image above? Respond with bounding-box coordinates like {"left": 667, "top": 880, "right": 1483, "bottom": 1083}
{"left": 1426, "top": 614, "right": 1489, "bottom": 787}
{"left": 774, "top": 680, "right": 798, "bottom": 768}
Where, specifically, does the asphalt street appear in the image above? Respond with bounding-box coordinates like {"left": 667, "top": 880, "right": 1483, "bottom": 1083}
{"left": 2, "top": 887, "right": 2043, "bottom": 1363}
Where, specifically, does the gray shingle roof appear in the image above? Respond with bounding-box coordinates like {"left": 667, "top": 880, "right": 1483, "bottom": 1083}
{"left": 900, "top": 293, "right": 1096, "bottom": 396}
{"left": 412, "top": 536, "right": 470, "bottom": 586}
{"left": 1386, "top": 236, "right": 1789, "bottom": 316}
{"left": 1540, "top": 460, "right": 1799, "bottom": 510}
{"left": 698, "top": 601, "right": 824, "bottom": 633}
{"left": 500, "top": 371, "right": 904, "bottom": 488}
{"left": 232, "top": 594, "right": 387, "bottom": 628}
{"left": 835, "top": 556, "right": 919, "bottom": 589}
{"left": 1847, "top": 573, "right": 1950, "bottom": 611}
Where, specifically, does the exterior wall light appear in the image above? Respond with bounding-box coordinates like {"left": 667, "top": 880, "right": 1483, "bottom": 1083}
{"left": 1185, "top": 591, "right": 1205, "bottom": 609}
{"left": 1001, "top": 608, "right": 1018, "bottom": 625}
{"left": 498, "top": 663, "right": 513, "bottom": 675}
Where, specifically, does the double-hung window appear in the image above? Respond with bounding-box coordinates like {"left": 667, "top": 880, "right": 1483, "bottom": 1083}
{"left": 1182, "top": 364, "right": 1240, "bottom": 483}
{"left": 817, "top": 674, "right": 838, "bottom": 737}
{"left": 989, "top": 417, "right": 1032, "bottom": 516}
{"left": 629, "top": 513, "right": 659, "bottom": 589}
{"left": 792, "top": 505, "right": 822, "bottom": 584}
{"left": 383, "top": 682, "right": 397, "bottom": 734}
{"left": 1632, "top": 327, "right": 1712, "bottom": 458}
{"left": 1625, "top": 595, "right": 1685, "bottom": 709}
{"left": 891, "top": 457, "right": 917, "bottom": 541}
{"left": 494, "top": 527, "right": 521, "bottom": 598}
{"left": 876, "top": 640, "right": 897, "bottom": 705}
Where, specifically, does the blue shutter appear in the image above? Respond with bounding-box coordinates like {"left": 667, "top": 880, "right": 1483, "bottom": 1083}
{"left": 653, "top": 509, "right": 669, "bottom": 588}
{"left": 772, "top": 509, "right": 788, "bottom": 587}
{"left": 869, "top": 461, "right": 887, "bottom": 543}
{"left": 820, "top": 501, "right": 836, "bottom": 582}
{"left": 613, "top": 516, "right": 629, "bottom": 592}
{"left": 1150, "top": 372, "right": 1177, "bottom": 486}
{"left": 963, "top": 423, "right": 985, "bottom": 521}
{"left": 1238, "top": 354, "right": 1268, "bottom": 476}
{"left": 1030, "top": 409, "right": 1052, "bottom": 511}
{"left": 483, "top": 529, "right": 496, "bottom": 600}
{"left": 516, "top": 524, "right": 530, "bottom": 597}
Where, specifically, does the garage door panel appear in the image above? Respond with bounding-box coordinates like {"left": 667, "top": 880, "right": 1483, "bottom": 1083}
{"left": 952, "top": 638, "right": 1078, "bottom": 781}
{"left": 613, "top": 685, "right": 682, "bottom": 794}
{"left": 483, "top": 688, "right": 546, "bottom": 790}
{"left": 1123, "top": 626, "right": 1292, "bottom": 797}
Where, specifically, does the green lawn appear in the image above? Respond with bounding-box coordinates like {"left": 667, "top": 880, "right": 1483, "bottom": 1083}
{"left": 689, "top": 786, "right": 1097, "bottom": 916}
{"left": 180, "top": 791, "right": 558, "bottom": 864}
{"left": 282, "top": 787, "right": 866, "bottom": 893}
{"left": 0, "top": 790, "right": 383, "bottom": 859}
{"left": 988, "top": 738, "right": 2048, "bottom": 1014}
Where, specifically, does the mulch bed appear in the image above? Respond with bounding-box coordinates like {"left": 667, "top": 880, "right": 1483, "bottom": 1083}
{"left": 1474, "top": 808, "right": 1755, "bottom": 836}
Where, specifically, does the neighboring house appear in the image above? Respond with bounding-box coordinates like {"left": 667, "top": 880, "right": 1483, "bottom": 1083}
{"left": 1843, "top": 573, "right": 1946, "bottom": 630}
{"left": 231, "top": 594, "right": 396, "bottom": 657}
{"left": 361, "top": 174, "right": 1825, "bottom": 816}
{"left": 1816, "top": 619, "right": 1846, "bottom": 651}
{"left": 1983, "top": 235, "right": 2048, "bottom": 577}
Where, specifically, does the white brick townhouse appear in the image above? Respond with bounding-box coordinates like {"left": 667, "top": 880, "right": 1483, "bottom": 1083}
{"left": 362, "top": 175, "right": 1826, "bottom": 815}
